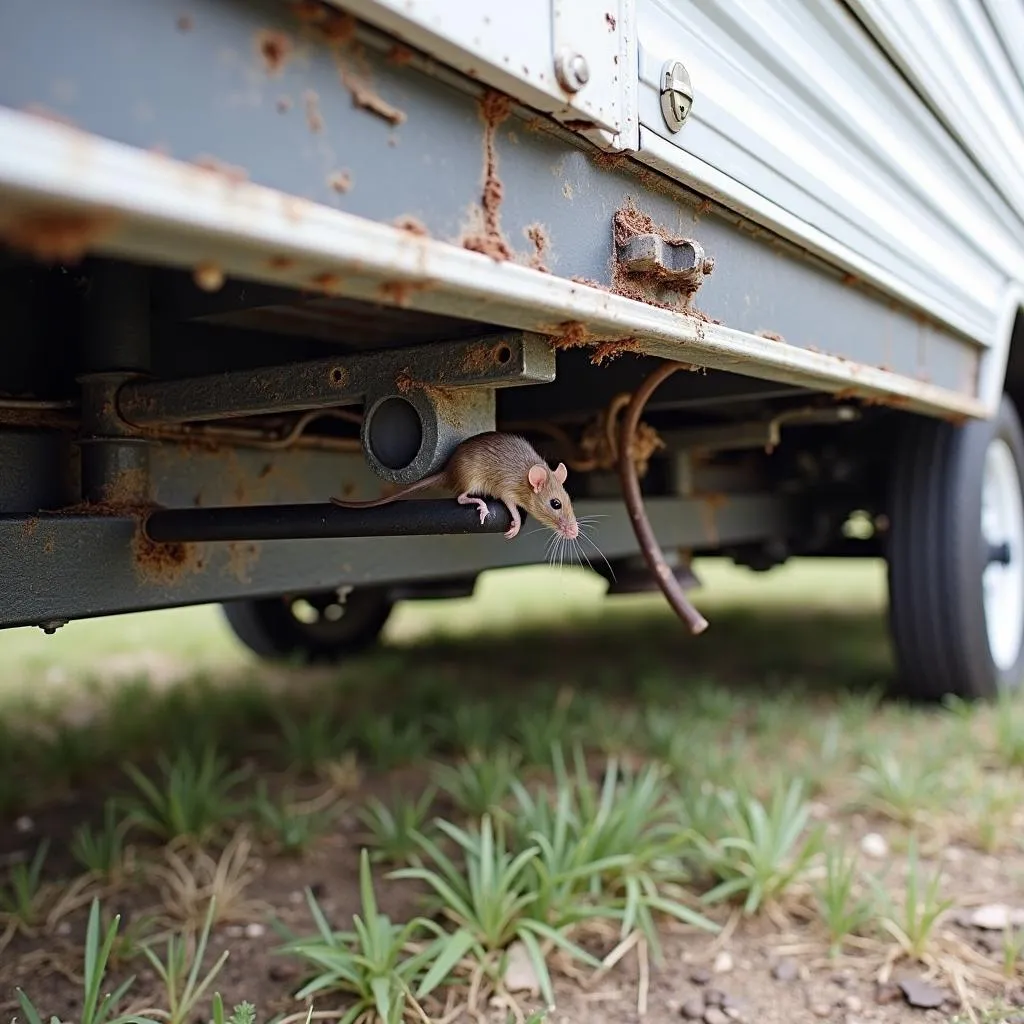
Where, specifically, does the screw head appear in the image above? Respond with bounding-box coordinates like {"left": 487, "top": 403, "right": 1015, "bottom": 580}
{"left": 555, "top": 49, "right": 590, "bottom": 93}
{"left": 660, "top": 59, "right": 694, "bottom": 132}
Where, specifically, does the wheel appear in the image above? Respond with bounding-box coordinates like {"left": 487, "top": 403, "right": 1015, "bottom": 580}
{"left": 886, "top": 393, "right": 1024, "bottom": 700}
{"left": 221, "top": 586, "right": 394, "bottom": 664}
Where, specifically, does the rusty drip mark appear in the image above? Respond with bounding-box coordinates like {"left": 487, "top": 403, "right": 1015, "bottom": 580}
{"left": 256, "top": 28, "right": 293, "bottom": 75}
{"left": 304, "top": 90, "right": 324, "bottom": 133}
{"left": 462, "top": 91, "right": 514, "bottom": 261}
{"left": 328, "top": 169, "right": 353, "bottom": 193}
{"left": 0, "top": 210, "right": 120, "bottom": 263}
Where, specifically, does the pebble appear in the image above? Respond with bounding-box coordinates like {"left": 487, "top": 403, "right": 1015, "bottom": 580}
{"left": 704, "top": 989, "right": 726, "bottom": 1007}
{"left": 267, "top": 963, "right": 296, "bottom": 982}
{"left": 874, "top": 982, "right": 901, "bottom": 1005}
{"left": 898, "top": 977, "right": 946, "bottom": 1009}
{"left": 771, "top": 958, "right": 799, "bottom": 982}
{"left": 55, "top": 921, "right": 71, "bottom": 936}
{"left": 971, "top": 903, "right": 1024, "bottom": 930}
{"left": 860, "top": 832, "right": 888, "bottom": 858}
{"left": 724, "top": 1009, "right": 744, "bottom": 1022}
{"left": 703, "top": 1009, "right": 729, "bottom": 1024}
{"left": 226, "top": 925, "right": 243, "bottom": 938}
{"left": 680, "top": 997, "right": 705, "bottom": 1020}
{"left": 842, "top": 995, "right": 863, "bottom": 1013}
{"left": 245, "top": 922, "right": 265, "bottom": 939}
{"left": 14, "top": 816, "right": 33, "bottom": 833}
{"left": 690, "top": 968, "right": 712, "bottom": 986}
{"left": 713, "top": 951, "right": 734, "bottom": 974}
{"left": 809, "top": 1002, "right": 832, "bottom": 1018}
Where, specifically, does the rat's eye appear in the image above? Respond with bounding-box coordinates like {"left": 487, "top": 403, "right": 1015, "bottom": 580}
{"left": 549, "top": 498, "right": 562, "bottom": 510}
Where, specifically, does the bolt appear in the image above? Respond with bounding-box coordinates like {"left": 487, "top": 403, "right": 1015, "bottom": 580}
{"left": 38, "top": 618, "right": 68, "bottom": 635}
{"left": 555, "top": 49, "right": 590, "bottom": 93}
{"left": 660, "top": 59, "right": 694, "bottom": 132}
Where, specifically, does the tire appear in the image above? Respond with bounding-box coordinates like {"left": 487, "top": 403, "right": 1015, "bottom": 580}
{"left": 220, "top": 586, "right": 394, "bottom": 664}
{"left": 886, "top": 393, "right": 1024, "bottom": 700}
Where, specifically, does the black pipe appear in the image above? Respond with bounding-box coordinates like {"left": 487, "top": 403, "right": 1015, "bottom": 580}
{"left": 143, "top": 499, "right": 515, "bottom": 543}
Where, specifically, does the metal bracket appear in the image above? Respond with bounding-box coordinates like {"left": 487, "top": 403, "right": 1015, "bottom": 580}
{"left": 616, "top": 233, "right": 715, "bottom": 290}
{"left": 660, "top": 59, "right": 694, "bottom": 132}
{"left": 116, "top": 331, "right": 555, "bottom": 484}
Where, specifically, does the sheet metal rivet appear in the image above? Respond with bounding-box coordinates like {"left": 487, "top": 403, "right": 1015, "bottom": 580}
{"left": 555, "top": 49, "right": 590, "bottom": 93}
{"left": 660, "top": 59, "right": 694, "bottom": 132}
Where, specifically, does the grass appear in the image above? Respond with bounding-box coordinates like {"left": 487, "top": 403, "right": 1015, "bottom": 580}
{"left": 3, "top": 558, "right": 1020, "bottom": 1022}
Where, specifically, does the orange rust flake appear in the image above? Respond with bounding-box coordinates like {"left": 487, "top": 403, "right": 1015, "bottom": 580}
{"left": 590, "top": 337, "right": 643, "bottom": 366}
{"left": 267, "top": 255, "right": 295, "bottom": 270}
{"left": 525, "top": 223, "right": 550, "bottom": 272}
{"left": 377, "top": 279, "right": 433, "bottom": 307}
{"left": 176, "top": 13, "right": 193, "bottom": 31}
{"left": 387, "top": 44, "right": 415, "bottom": 66}
{"left": 549, "top": 320, "right": 591, "bottom": 351}
{"left": 755, "top": 330, "right": 785, "bottom": 343}
{"left": 256, "top": 28, "right": 293, "bottom": 75}
{"left": 193, "top": 262, "right": 225, "bottom": 292}
{"left": 462, "top": 91, "right": 514, "bottom": 261}
{"left": 328, "top": 169, "right": 353, "bottom": 193}
{"left": 310, "top": 271, "right": 343, "bottom": 293}
{"left": 303, "top": 90, "right": 324, "bottom": 133}
{"left": 1, "top": 210, "right": 119, "bottom": 263}
{"left": 132, "top": 529, "right": 202, "bottom": 585}
{"left": 343, "top": 75, "right": 407, "bottom": 126}
{"left": 394, "top": 215, "right": 428, "bottom": 236}
{"left": 193, "top": 154, "right": 248, "bottom": 183}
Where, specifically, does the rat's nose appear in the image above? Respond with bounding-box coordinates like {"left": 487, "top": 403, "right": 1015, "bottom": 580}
{"left": 564, "top": 521, "right": 579, "bottom": 539}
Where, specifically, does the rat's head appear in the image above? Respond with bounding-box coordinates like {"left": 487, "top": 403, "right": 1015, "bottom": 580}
{"left": 524, "top": 460, "right": 578, "bottom": 539}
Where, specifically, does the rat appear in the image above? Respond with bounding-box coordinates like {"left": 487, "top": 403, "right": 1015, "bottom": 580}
{"left": 328, "top": 430, "right": 579, "bottom": 541}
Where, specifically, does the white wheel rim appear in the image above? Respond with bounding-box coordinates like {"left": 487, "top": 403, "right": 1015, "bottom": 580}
{"left": 981, "top": 438, "right": 1024, "bottom": 672}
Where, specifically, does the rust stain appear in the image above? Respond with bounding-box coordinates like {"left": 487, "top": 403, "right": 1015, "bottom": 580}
{"left": 605, "top": 11, "right": 617, "bottom": 29}
{"left": 548, "top": 320, "right": 591, "bottom": 351}
{"left": 327, "top": 169, "right": 353, "bottom": 193}
{"left": 590, "top": 337, "right": 643, "bottom": 365}
{"left": 393, "top": 215, "right": 429, "bottom": 237}
{"left": 755, "top": 330, "right": 785, "bottom": 343}
{"left": 267, "top": 255, "right": 295, "bottom": 270}
{"left": 193, "top": 154, "right": 248, "bottom": 183}
{"left": 43, "top": 537, "right": 56, "bottom": 555}
{"left": 226, "top": 542, "right": 261, "bottom": 583}
{"left": 344, "top": 77, "right": 407, "bottom": 126}
{"left": 303, "top": 90, "right": 324, "bottom": 133}
{"left": 256, "top": 28, "right": 292, "bottom": 75}
{"left": 276, "top": 96, "right": 293, "bottom": 113}
{"left": 1, "top": 209, "right": 120, "bottom": 264}
{"left": 176, "top": 13, "right": 193, "bottom": 32}
{"left": 21, "top": 519, "right": 39, "bottom": 540}
{"left": 460, "top": 341, "right": 512, "bottom": 375}
{"left": 387, "top": 44, "right": 415, "bottom": 66}
{"left": 132, "top": 528, "right": 202, "bottom": 585}
{"left": 524, "top": 223, "right": 550, "bottom": 272}
{"left": 462, "top": 91, "right": 514, "bottom": 261}
{"left": 376, "top": 279, "right": 433, "bottom": 307}
{"left": 309, "top": 271, "right": 343, "bottom": 293}
{"left": 193, "top": 262, "right": 225, "bottom": 292}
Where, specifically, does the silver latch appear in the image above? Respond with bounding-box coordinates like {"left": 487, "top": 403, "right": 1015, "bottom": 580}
{"left": 660, "top": 59, "right": 693, "bottom": 132}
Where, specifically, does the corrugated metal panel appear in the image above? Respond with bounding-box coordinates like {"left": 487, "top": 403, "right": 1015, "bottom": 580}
{"left": 631, "top": 0, "right": 1024, "bottom": 352}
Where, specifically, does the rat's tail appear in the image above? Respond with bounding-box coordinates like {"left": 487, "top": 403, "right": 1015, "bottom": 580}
{"left": 328, "top": 473, "right": 437, "bottom": 508}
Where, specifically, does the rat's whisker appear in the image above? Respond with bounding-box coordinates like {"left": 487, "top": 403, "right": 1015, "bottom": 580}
{"left": 581, "top": 532, "right": 616, "bottom": 582}
{"left": 573, "top": 537, "right": 595, "bottom": 575}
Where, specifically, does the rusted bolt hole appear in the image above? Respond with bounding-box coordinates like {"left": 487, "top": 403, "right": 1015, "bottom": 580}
{"left": 496, "top": 345, "right": 512, "bottom": 364}
{"left": 329, "top": 367, "right": 346, "bottom": 386}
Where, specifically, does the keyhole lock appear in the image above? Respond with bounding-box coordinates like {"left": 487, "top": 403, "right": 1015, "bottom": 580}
{"left": 660, "top": 59, "right": 694, "bottom": 132}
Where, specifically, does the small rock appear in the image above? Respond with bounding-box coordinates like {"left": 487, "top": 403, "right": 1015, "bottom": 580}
{"left": 772, "top": 958, "right": 799, "bottom": 982}
{"left": 267, "top": 963, "right": 296, "bottom": 982}
{"left": 970, "top": 903, "right": 1024, "bottom": 930}
{"left": 713, "top": 951, "right": 734, "bottom": 974}
{"left": 809, "top": 1002, "right": 831, "bottom": 1018}
{"left": 898, "top": 976, "right": 946, "bottom": 1009}
{"left": 704, "top": 989, "right": 726, "bottom": 1007}
{"left": 690, "top": 968, "right": 712, "bottom": 986}
{"left": 502, "top": 940, "right": 540, "bottom": 995}
{"left": 874, "top": 981, "right": 901, "bottom": 1005}
{"left": 226, "top": 925, "right": 243, "bottom": 938}
{"left": 860, "top": 832, "right": 888, "bottom": 858}
{"left": 704, "top": 1009, "right": 729, "bottom": 1024}
{"left": 724, "top": 1009, "right": 744, "bottom": 1022}
{"left": 842, "top": 995, "right": 863, "bottom": 1013}
{"left": 245, "top": 922, "right": 265, "bottom": 939}
{"left": 14, "top": 816, "right": 33, "bottom": 833}
{"left": 55, "top": 921, "right": 71, "bottom": 936}
{"left": 680, "top": 997, "right": 705, "bottom": 1020}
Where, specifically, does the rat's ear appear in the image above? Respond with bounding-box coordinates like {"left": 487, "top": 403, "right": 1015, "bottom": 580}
{"left": 527, "top": 464, "right": 548, "bottom": 493}
{"left": 553, "top": 462, "right": 568, "bottom": 485}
